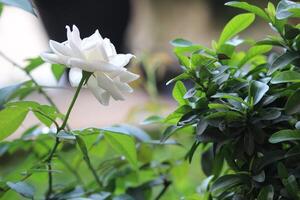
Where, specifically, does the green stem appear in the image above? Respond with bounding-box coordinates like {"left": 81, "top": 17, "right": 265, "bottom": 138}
{"left": 45, "top": 72, "right": 91, "bottom": 199}
{"left": 59, "top": 72, "right": 91, "bottom": 131}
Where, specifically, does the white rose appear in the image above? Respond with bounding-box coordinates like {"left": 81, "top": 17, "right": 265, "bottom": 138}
{"left": 41, "top": 25, "right": 139, "bottom": 105}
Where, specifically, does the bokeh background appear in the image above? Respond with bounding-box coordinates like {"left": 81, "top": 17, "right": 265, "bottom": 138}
{"left": 0, "top": 0, "right": 275, "bottom": 130}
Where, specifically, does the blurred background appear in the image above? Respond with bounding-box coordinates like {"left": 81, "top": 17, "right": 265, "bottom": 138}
{"left": 0, "top": 0, "right": 274, "bottom": 130}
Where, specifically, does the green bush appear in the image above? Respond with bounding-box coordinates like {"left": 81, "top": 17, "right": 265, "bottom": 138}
{"left": 166, "top": 0, "right": 300, "bottom": 199}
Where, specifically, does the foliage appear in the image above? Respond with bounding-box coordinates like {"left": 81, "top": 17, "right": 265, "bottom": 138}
{"left": 165, "top": 0, "right": 300, "bottom": 199}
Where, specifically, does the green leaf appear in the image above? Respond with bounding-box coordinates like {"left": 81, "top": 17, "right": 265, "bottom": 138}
{"left": 211, "top": 174, "right": 249, "bottom": 195}
{"left": 51, "top": 64, "right": 65, "bottom": 81}
{"left": 0, "top": 83, "right": 22, "bottom": 106}
{"left": 56, "top": 130, "right": 76, "bottom": 140}
{"left": 238, "top": 45, "right": 272, "bottom": 67}
{"left": 212, "top": 93, "right": 248, "bottom": 106}
{"left": 24, "top": 57, "right": 44, "bottom": 73}
{"left": 0, "top": 107, "right": 28, "bottom": 141}
{"left": 271, "top": 71, "right": 300, "bottom": 84}
{"left": 225, "top": 1, "right": 269, "bottom": 21}
{"left": 0, "top": 0, "right": 35, "bottom": 15}
{"left": 76, "top": 135, "right": 89, "bottom": 157}
{"left": 6, "top": 181, "right": 34, "bottom": 199}
{"left": 161, "top": 125, "right": 183, "bottom": 142}
{"left": 166, "top": 73, "right": 190, "bottom": 85}
{"left": 269, "top": 129, "right": 300, "bottom": 143}
{"left": 172, "top": 81, "right": 188, "bottom": 105}
{"left": 171, "top": 38, "right": 193, "bottom": 47}
{"left": 103, "top": 131, "right": 138, "bottom": 169}
{"left": 141, "top": 115, "right": 163, "bottom": 125}
{"left": 285, "top": 89, "right": 300, "bottom": 114}
{"left": 218, "top": 13, "right": 255, "bottom": 48}
{"left": 283, "top": 175, "right": 299, "bottom": 199}
{"left": 248, "top": 80, "right": 269, "bottom": 105}
{"left": 268, "top": 51, "right": 300, "bottom": 74}
{"left": 257, "top": 185, "right": 274, "bottom": 200}
{"left": 276, "top": 0, "right": 300, "bottom": 20}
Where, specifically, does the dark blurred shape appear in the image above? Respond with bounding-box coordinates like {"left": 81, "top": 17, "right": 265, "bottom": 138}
{"left": 34, "top": 0, "right": 131, "bottom": 51}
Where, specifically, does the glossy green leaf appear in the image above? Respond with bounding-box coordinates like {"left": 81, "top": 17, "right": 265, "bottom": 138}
{"left": 225, "top": 1, "right": 269, "bottom": 21}
{"left": 171, "top": 38, "right": 193, "bottom": 47}
{"left": 285, "top": 89, "right": 300, "bottom": 114}
{"left": 269, "top": 129, "right": 300, "bottom": 143}
{"left": 268, "top": 51, "right": 300, "bottom": 74}
{"left": 271, "top": 71, "right": 300, "bottom": 84}
{"left": 248, "top": 80, "right": 269, "bottom": 105}
{"left": 172, "top": 81, "right": 188, "bottom": 105}
{"left": 103, "top": 131, "right": 138, "bottom": 169}
{"left": 0, "top": 83, "right": 22, "bottom": 106}
{"left": 218, "top": 13, "right": 255, "bottom": 48}
{"left": 161, "top": 125, "right": 183, "bottom": 143}
{"left": 211, "top": 174, "right": 249, "bottom": 195}
{"left": 0, "top": 107, "right": 28, "bottom": 141}
{"left": 6, "top": 181, "right": 34, "bottom": 199}
{"left": 238, "top": 45, "right": 272, "bottom": 67}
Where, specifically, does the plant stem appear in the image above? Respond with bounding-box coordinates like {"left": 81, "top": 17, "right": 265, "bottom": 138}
{"left": 45, "top": 72, "right": 90, "bottom": 199}
{"left": 0, "top": 51, "right": 71, "bottom": 130}
{"left": 155, "top": 179, "right": 172, "bottom": 200}
{"left": 58, "top": 72, "right": 91, "bottom": 131}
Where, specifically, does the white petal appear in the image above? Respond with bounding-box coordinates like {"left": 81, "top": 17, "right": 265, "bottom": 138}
{"left": 68, "top": 58, "right": 122, "bottom": 72}
{"left": 119, "top": 70, "right": 140, "bottom": 83}
{"left": 82, "top": 29, "right": 103, "bottom": 49}
{"left": 103, "top": 38, "right": 117, "bottom": 57}
{"left": 109, "top": 54, "right": 134, "bottom": 67}
{"left": 69, "top": 68, "right": 83, "bottom": 87}
{"left": 87, "top": 76, "right": 110, "bottom": 105}
{"left": 40, "top": 53, "right": 67, "bottom": 65}
{"left": 49, "top": 40, "right": 73, "bottom": 56}
{"left": 115, "top": 81, "right": 133, "bottom": 93}
{"left": 96, "top": 72, "right": 124, "bottom": 100}
{"left": 71, "top": 25, "right": 82, "bottom": 46}
{"left": 83, "top": 41, "right": 108, "bottom": 62}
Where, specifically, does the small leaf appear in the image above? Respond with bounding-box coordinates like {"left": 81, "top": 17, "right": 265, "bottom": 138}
{"left": 51, "top": 64, "right": 65, "bottom": 81}
{"left": 24, "top": 57, "right": 44, "bottom": 73}
{"left": 225, "top": 1, "right": 269, "bottom": 21}
{"left": 161, "top": 125, "right": 183, "bottom": 143}
{"left": 6, "top": 181, "right": 34, "bottom": 199}
{"left": 238, "top": 45, "right": 272, "bottom": 67}
{"left": 103, "top": 131, "right": 138, "bottom": 169}
{"left": 269, "top": 129, "right": 300, "bottom": 143}
{"left": 285, "top": 89, "right": 300, "bottom": 114}
{"left": 271, "top": 71, "right": 300, "bottom": 84}
{"left": 257, "top": 185, "right": 274, "bottom": 200}
{"left": 172, "top": 81, "right": 188, "bottom": 105}
{"left": 248, "top": 80, "right": 269, "bottom": 105}
{"left": 57, "top": 131, "right": 76, "bottom": 140}
{"left": 268, "top": 51, "right": 300, "bottom": 74}
{"left": 0, "top": 0, "right": 35, "bottom": 15}
{"left": 0, "top": 83, "right": 22, "bottom": 106}
{"left": 211, "top": 174, "right": 249, "bottom": 195}
{"left": 218, "top": 13, "right": 255, "bottom": 48}
{"left": 141, "top": 115, "right": 163, "bottom": 125}
{"left": 170, "top": 38, "right": 193, "bottom": 47}
{"left": 0, "top": 107, "right": 28, "bottom": 141}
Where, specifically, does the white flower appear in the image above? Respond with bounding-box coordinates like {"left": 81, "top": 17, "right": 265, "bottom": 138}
{"left": 41, "top": 25, "right": 139, "bottom": 105}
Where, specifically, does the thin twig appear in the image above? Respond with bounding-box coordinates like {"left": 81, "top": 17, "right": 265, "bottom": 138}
{"left": 155, "top": 179, "right": 172, "bottom": 200}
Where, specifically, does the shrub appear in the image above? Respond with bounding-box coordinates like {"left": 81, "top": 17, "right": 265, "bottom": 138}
{"left": 166, "top": 0, "right": 300, "bottom": 199}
